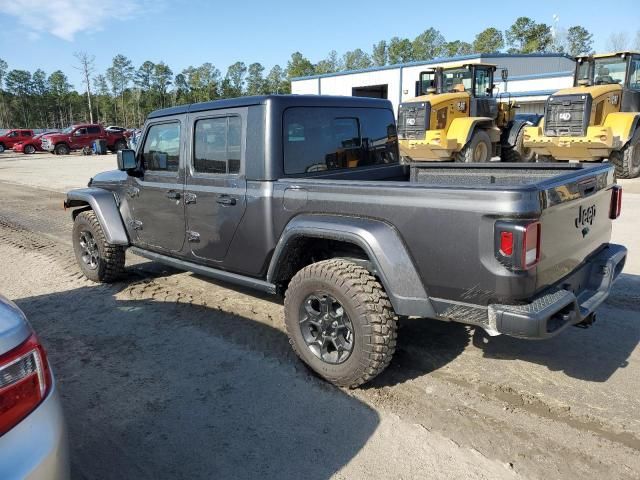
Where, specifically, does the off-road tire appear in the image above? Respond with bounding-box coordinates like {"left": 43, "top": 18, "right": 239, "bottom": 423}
{"left": 536, "top": 154, "right": 555, "bottom": 163}
{"left": 72, "top": 210, "right": 125, "bottom": 283}
{"left": 24, "top": 144, "right": 36, "bottom": 154}
{"left": 54, "top": 143, "right": 70, "bottom": 155}
{"left": 456, "top": 129, "right": 492, "bottom": 162}
{"left": 610, "top": 142, "right": 640, "bottom": 179}
{"left": 284, "top": 259, "right": 397, "bottom": 388}
{"left": 114, "top": 139, "right": 128, "bottom": 152}
{"left": 501, "top": 127, "right": 535, "bottom": 162}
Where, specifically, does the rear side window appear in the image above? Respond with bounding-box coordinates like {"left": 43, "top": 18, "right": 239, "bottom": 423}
{"left": 142, "top": 122, "right": 181, "bottom": 172}
{"left": 87, "top": 126, "right": 101, "bottom": 134}
{"left": 193, "top": 116, "right": 241, "bottom": 174}
{"left": 21, "top": 131, "right": 31, "bottom": 136}
{"left": 283, "top": 107, "right": 398, "bottom": 175}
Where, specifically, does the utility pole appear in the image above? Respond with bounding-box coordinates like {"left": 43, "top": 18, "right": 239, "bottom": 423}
{"left": 74, "top": 52, "right": 95, "bottom": 124}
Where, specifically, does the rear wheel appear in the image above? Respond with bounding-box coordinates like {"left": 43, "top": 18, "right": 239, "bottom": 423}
{"left": 456, "top": 129, "right": 492, "bottom": 163}
{"left": 114, "top": 139, "right": 128, "bottom": 151}
{"left": 24, "top": 144, "right": 36, "bottom": 154}
{"left": 72, "top": 210, "right": 125, "bottom": 283}
{"left": 54, "top": 143, "right": 70, "bottom": 155}
{"left": 610, "top": 141, "right": 640, "bottom": 179}
{"left": 284, "top": 259, "right": 397, "bottom": 388}
{"left": 501, "top": 127, "right": 535, "bottom": 162}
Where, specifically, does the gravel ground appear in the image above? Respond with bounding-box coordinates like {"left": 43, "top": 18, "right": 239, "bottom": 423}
{"left": 0, "top": 153, "right": 639, "bottom": 479}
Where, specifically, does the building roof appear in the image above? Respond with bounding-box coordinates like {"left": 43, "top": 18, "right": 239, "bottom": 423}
{"left": 291, "top": 52, "right": 574, "bottom": 81}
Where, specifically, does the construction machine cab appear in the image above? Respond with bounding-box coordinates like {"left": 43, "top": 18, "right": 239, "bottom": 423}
{"left": 417, "top": 64, "right": 496, "bottom": 98}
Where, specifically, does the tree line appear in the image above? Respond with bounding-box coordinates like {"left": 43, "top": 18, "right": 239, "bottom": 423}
{"left": 0, "top": 16, "right": 637, "bottom": 129}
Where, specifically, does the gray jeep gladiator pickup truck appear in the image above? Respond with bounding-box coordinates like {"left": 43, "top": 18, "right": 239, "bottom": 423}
{"left": 65, "top": 95, "right": 627, "bottom": 388}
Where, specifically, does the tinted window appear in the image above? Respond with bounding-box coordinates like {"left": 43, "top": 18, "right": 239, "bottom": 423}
{"left": 142, "top": 122, "right": 181, "bottom": 172}
{"left": 87, "top": 126, "right": 101, "bottom": 134}
{"left": 283, "top": 107, "right": 398, "bottom": 175}
{"left": 193, "top": 116, "right": 242, "bottom": 174}
{"left": 21, "top": 131, "right": 31, "bottom": 136}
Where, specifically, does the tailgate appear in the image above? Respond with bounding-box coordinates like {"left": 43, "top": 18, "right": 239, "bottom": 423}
{"left": 535, "top": 166, "right": 616, "bottom": 290}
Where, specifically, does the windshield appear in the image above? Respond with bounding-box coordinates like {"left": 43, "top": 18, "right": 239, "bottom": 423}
{"left": 594, "top": 57, "right": 627, "bottom": 85}
{"left": 443, "top": 68, "right": 472, "bottom": 93}
{"left": 61, "top": 126, "right": 74, "bottom": 134}
{"left": 419, "top": 71, "right": 437, "bottom": 95}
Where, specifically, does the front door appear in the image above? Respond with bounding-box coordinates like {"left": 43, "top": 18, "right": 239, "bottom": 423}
{"left": 185, "top": 111, "right": 247, "bottom": 264}
{"left": 128, "top": 119, "right": 186, "bottom": 253}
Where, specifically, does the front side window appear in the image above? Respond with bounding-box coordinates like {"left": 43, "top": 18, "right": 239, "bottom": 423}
{"left": 75, "top": 128, "right": 87, "bottom": 136}
{"left": 419, "top": 71, "right": 437, "bottom": 95}
{"left": 193, "top": 116, "right": 242, "bottom": 174}
{"left": 283, "top": 107, "right": 398, "bottom": 175}
{"left": 474, "top": 69, "right": 491, "bottom": 97}
{"left": 443, "top": 68, "right": 472, "bottom": 93}
{"left": 142, "top": 122, "right": 181, "bottom": 172}
{"left": 7, "top": 131, "right": 17, "bottom": 138}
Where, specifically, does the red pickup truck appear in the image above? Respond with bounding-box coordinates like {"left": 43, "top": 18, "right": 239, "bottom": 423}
{"left": 0, "top": 129, "right": 34, "bottom": 153}
{"left": 41, "top": 124, "right": 128, "bottom": 155}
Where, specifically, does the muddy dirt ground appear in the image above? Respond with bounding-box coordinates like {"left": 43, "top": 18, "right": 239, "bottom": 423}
{"left": 0, "top": 152, "right": 639, "bottom": 479}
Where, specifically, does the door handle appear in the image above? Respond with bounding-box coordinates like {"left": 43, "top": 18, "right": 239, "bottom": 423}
{"left": 216, "top": 196, "right": 236, "bottom": 206}
{"left": 166, "top": 190, "right": 181, "bottom": 200}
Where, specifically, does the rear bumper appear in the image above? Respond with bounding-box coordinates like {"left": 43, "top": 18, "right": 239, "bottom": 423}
{"left": 0, "top": 378, "right": 69, "bottom": 480}
{"left": 489, "top": 244, "right": 627, "bottom": 339}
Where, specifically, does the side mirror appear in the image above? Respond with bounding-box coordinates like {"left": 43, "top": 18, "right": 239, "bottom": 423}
{"left": 117, "top": 149, "right": 137, "bottom": 171}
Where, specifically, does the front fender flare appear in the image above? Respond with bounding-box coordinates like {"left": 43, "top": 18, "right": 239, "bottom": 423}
{"left": 65, "top": 188, "right": 129, "bottom": 245}
{"left": 267, "top": 214, "right": 436, "bottom": 317}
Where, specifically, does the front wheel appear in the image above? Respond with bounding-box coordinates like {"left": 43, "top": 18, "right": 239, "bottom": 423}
{"left": 0, "top": 144, "right": 5, "bottom": 153}
{"left": 456, "top": 129, "right": 492, "bottom": 162}
{"left": 72, "top": 210, "right": 126, "bottom": 283}
{"left": 610, "top": 141, "right": 640, "bottom": 179}
{"left": 54, "top": 143, "right": 70, "bottom": 155}
{"left": 114, "top": 139, "right": 128, "bottom": 152}
{"left": 284, "top": 259, "right": 397, "bottom": 388}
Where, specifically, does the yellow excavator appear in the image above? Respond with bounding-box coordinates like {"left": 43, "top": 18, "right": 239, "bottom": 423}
{"left": 397, "top": 62, "right": 535, "bottom": 162}
{"left": 524, "top": 51, "right": 640, "bottom": 178}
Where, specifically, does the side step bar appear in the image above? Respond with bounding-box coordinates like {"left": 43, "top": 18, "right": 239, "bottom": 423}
{"left": 129, "top": 247, "right": 278, "bottom": 294}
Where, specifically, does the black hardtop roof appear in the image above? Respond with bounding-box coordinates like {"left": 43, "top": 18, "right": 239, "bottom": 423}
{"left": 147, "top": 94, "right": 393, "bottom": 119}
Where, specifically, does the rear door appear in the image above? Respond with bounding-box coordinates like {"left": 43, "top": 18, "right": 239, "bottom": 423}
{"left": 128, "top": 118, "right": 186, "bottom": 253}
{"left": 184, "top": 109, "right": 247, "bottom": 264}
{"left": 536, "top": 168, "right": 615, "bottom": 289}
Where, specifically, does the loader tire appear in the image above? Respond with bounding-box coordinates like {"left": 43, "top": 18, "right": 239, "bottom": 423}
{"left": 501, "top": 127, "right": 535, "bottom": 162}
{"left": 610, "top": 142, "right": 640, "bottom": 179}
{"left": 456, "top": 129, "right": 492, "bottom": 163}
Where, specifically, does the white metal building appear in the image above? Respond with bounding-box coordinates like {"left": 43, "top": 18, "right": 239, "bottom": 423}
{"left": 291, "top": 53, "right": 575, "bottom": 115}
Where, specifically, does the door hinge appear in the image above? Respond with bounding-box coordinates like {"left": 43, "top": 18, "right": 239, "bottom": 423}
{"left": 184, "top": 192, "right": 197, "bottom": 204}
{"left": 187, "top": 231, "right": 200, "bottom": 242}
{"left": 129, "top": 219, "right": 143, "bottom": 231}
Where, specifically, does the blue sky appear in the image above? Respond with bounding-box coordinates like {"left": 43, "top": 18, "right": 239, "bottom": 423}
{"left": 0, "top": 0, "right": 638, "bottom": 90}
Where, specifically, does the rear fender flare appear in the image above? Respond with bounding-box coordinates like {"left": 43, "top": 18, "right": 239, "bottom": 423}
{"left": 65, "top": 188, "right": 129, "bottom": 245}
{"left": 267, "top": 214, "right": 436, "bottom": 317}
{"left": 503, "top": 116, "right": 541, "bottom": 147}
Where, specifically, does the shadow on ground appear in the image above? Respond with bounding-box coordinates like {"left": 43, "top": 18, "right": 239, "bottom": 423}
{"left": 472, "top": 273, "right": 640, "bottom": 382}
{"left": 16, "top": 280, "right": 379, "bottom": 480}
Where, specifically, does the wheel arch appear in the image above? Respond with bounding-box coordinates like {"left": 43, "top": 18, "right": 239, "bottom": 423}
{"left": 448, "top": 116, "right": 497, "bottom": 149}
{"left": 65, "top": 188, "right": 129, "bottom": 245}
{"left": 603, "top": 112, "right": 640, "bottom": 146}
{"left": 267, "top": 214, "right": 436, "bottom": 317}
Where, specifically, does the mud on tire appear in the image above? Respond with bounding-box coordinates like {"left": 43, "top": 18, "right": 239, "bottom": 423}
{"left": 72, "top": 210, "right": 126, "bottom": 283}
{"left": 284, "top": 259, "right": 397, "bottom": 388}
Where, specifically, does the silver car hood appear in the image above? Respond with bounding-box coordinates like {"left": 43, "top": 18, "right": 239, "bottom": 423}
{"left": 0, "top": 295, "right": 31, "bottom": 355}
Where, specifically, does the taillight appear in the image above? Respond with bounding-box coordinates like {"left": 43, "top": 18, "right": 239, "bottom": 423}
{"left": 523, "top": 222, "right": 541, "bottom": 268}
{"left": 609, "top": 185, "right": 622, "bottom": 220}
{"left": 495, "top": 221, "right": 542, "bottom": 270}
{"left": 0, "top": 334, "right": 51, "bottom": 436}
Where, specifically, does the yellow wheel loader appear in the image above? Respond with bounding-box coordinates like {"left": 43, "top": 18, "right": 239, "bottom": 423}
{"left": 397, "top": 62, "right": 536, "bottom": 163}
{"left": 524, "top": 52, "right": 640, "bottom": 178}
